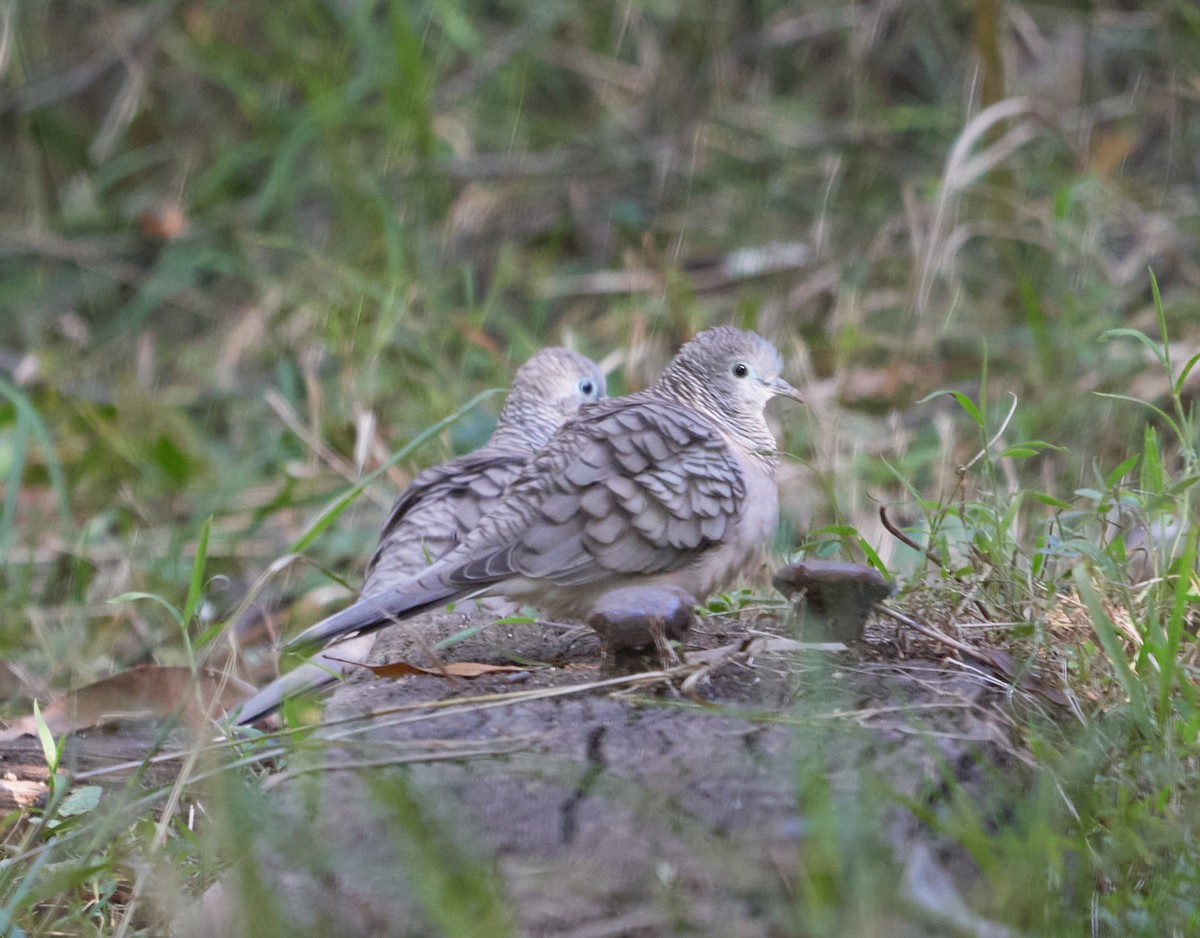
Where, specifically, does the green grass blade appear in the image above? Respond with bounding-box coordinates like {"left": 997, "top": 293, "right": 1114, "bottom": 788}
{"left": 107, "top": 592, "right": 184, "bottom": 628}
{"left": 196, "top": 553, "right": 304, "bottom": 655}
{"left": 179, "top": 516, "right": 213, "bottom": 666}
{"left": 855, "top": 536, "right": 889, "bottom": 577}
{"left": 366, "top": 771, "right": 518, "bottom": 938}
{"left": 1099, "top": 327, "right": 1167, "bottom": 365}
{"left": 1073, "top": 566, "right": 1151, "bottom": 732}
{"left": 288, "top": 484, "right": 365, "bottom": 556}
{"left": 1175, "top": 352, "right": 1200, "bottom": 397}
{"left": 0, "top": 377, "right": 71, "bottom": 529}
{"left": 1149, "top": 267, "right": 1171, "bottom": 374}
{"left": 1140, "top": 426, "right": 1164, "bottom": 496}
{"left": 0, "top": 411, "right": 31, "bottom": 556}
{"left": 1104, "top": 453, "right": 1140, "bottom": 489}
{"left": 32, "top": 701, "right": 58, "bottom": 777}
{"left": 920, "top": 389, "right": 985, "bottom": 428}
{"left": 288, "top": 387, "right": 502, "bottom": 557}
{"left": 1093, "top": 393, "right": 1181, "bottom": 442}
{"left": 1157, "top": 531, "right": 1196, "bottom": 723}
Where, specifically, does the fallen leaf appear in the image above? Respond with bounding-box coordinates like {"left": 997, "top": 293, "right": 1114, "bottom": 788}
{"left": 965, "top": 645, "right": 1071, "bottom": 707}
{"left": 0, "top": 666, "right": 256, "bottom": 741}
{"left": 1088, "top": 130, "right": 1136, "bottom": 180}
{"left": 58, "top": 785, "right": 102, "bottom": 817}
{"left": 326, "top": 657, "right": 528, "bottom": 680}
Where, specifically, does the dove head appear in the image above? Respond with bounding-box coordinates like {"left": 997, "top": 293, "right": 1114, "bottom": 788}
{"left": 656, "top": 326, "right": 800, "bottom": 449}
{"left": 495, "top": 347, "right": 607, "bottom": 448}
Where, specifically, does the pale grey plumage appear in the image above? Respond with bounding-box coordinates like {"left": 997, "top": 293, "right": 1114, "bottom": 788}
{"left": 282, "top": 326, "right": 799, "bottom": 662}
{"left": 362, "top": 347, "right": 607, "bottom": 589}
{"left": 233, "top": 348, "right": 606, "bottom": 724}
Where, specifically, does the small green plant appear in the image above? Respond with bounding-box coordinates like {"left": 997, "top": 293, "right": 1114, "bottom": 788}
{"left": 701, "top": 588, "right": 759, "bottom": 616}
{"left": 871, "top": 274, "right": 1200, "bottom": 935}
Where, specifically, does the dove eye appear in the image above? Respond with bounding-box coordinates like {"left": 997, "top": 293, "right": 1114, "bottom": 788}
{"left": 578, "top": 378, "right": 597, "bottom": 397}
{"left": 731, "top": 362, "right": 750, "bottom": 379}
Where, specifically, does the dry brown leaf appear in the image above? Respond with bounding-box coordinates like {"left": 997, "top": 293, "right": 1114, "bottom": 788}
{"left": 965, "top": 646, "right": 1071, "bottom": 707}
{"left": 0, "top": 666, "right": 256, "bottom": 741}
{"left": 456, "top": 319, "right": 502, "bottom": 356}
{"left": 327, "top": 656, "right": 527, "bottom": 680}
{"left": 1088, "top": 130, "right": 1137, "bottom": 180}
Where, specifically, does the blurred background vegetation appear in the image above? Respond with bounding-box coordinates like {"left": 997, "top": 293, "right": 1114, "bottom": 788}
{"left": 1, "top": 0, "right": 1198, "bottom": 691}
{"left": 4, "top": 3, "right": 1200, "bottom": 935}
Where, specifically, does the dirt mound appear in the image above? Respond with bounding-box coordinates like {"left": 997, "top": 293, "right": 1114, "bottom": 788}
{"left": 185, "top": 608, "right": 1023, "bottom": 937}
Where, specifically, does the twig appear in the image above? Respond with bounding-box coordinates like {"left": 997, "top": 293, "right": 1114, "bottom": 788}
{"left": 879, "top": 505, "right": 944, "bottom": 566}
{"left": 874, "top": 603, "right": 984, "bottom": 659}
{"left": 261, "top": 739, "right": 534, "bottom": 790}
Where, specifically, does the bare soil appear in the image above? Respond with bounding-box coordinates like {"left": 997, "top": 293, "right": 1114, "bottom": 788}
{"left": 182, "top": 607, "right": 1029, "bottom": 937}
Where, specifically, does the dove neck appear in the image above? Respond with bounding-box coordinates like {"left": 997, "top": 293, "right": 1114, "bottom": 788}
{"left": 650, "top": 373, "right": 779, "bottom": 459}
{"left": 491, "top": 400, "right": 560, "bottom": 452}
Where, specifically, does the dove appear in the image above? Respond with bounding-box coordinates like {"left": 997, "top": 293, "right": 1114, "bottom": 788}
{"left": 280, "top": 326, "right": 799, "bottom": 665}
{"left": 363, "top": 348, "right": 607, "bottom": 587}
{"left": 233, "top": 347, "right": 606, "bottom": 724}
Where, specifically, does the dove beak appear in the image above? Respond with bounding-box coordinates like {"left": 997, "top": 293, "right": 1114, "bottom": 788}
{"left": 768, "top": 376, "right": 803, "bottom": 402}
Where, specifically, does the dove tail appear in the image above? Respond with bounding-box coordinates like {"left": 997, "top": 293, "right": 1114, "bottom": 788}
{"left": 232, "top": 631, "right": 387, "bottom": 725}
{"left": 283, "top": 571, "right": 471, "bottom": 654}
{"left": 232, "top": 573, "right": 476, "bottom": 725}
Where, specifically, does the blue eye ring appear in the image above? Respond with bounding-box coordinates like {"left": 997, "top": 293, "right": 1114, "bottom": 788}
{"left": 578, "top": 379, "right": 597, "bottom": 397}
{"left": 731, "top": 362, "right": 750, "bottom": 379}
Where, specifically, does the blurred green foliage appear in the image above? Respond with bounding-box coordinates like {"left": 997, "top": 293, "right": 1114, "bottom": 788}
{"left": 2, "top": 0, "right": 1198, "bottom": 688}
{"left": 2, "top": 1, "right": 1200, "bottom": 932}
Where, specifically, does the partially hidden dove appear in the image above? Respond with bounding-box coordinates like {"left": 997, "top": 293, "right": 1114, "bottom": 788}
{"left": 275, "top": 326, "right": 800, "bottom": 674}
{"left": 233, "top": 347, "right": 606, "bottom": 724}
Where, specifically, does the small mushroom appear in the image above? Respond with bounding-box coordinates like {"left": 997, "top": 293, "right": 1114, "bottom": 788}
{"left": 773, "top": 559, "right": 893, "bottom": 643}
{"left": 587, "top": 585, "right": 696, "bottom": 669}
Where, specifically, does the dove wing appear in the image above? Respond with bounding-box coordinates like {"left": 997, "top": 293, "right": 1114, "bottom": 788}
{"left": 363, "top": 448, "right": 528, "bottom": 590}
{"left": 437, "top": 397, "right": 746, "bottom": 592}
